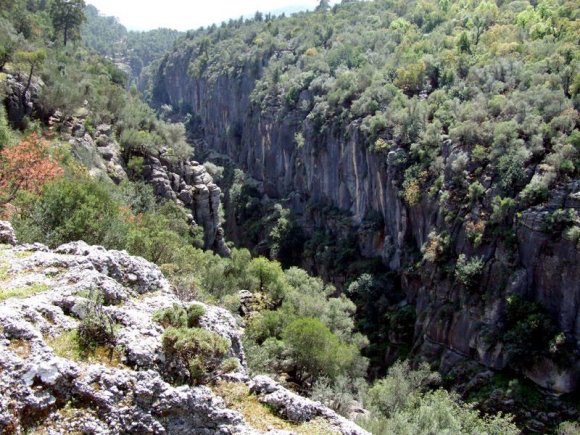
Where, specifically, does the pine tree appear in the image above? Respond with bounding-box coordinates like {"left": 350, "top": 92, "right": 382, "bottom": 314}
{"left": 316, "top": 0, "right": 331, "bottom": 12}
{"left": 50, "top": 0, "right": 86, "bottom": 46}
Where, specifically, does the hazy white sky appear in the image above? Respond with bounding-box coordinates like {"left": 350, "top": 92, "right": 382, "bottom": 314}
{"left": 87, "top": 0, "right": 336, "bottom": 31}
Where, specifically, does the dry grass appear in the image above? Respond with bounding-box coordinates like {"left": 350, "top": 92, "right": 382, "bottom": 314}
{"left": 47, "top": 330, "right": 125, "bottom": 368}
{"left": 8, "top": 339, "right": 32, "bottom": 358}
{"left": 212, "top": 381, "right": 337, "bottom": 434}
{"left": 0, "top": 261, "right": 9, "bottom": 281}
{"left": 27, "top": 401, "right": 89, "bottom": 435}
{"left": 0, "top": 283, "right": 49, "bottom": 301}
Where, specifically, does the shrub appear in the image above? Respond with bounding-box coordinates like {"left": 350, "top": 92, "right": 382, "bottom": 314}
{"left": 402, "top": 166, "right": 427, "bottom": 206}
{"left": 14, "top": 176, "right": 128, "bottom": 248}
{"left": 503, "top": 295, "right": 561, "bottom": 365}
{"left": 294, "top": 131, "right": 305, "bottom": 148}
{"left": 154, "top": 303, "right": 206, "bottom": 328}
{"left": 246, "top": 310, "right": 287, "bottom": 344}
{"left": 311, "top": 375, "right": 365, "bottom": 417}
{"left": 383, "top": 389, "right": 518, "bottom": 434}
{"left": 543, "top": 208, "right": 578, "bottom": 235}
{"left": 467, "top": 181, "right": 485, "bottom": 203}
{"left": 77, "top": 296, "right": 116, "bottom": 352}
{"left": 358, "top": 361, "right": 517, "bottom": 434}
{"left": 282, "top": 317, "right": 359, "bottom": 384}
{"left": 244, "top": 337, "right": 286, "bottom": 376}
{"left": 186, "top": 304, "right": 206, "bottom": 327}
{"left": 455, "top": 254, "right": 484, "bottom": 288}
{"left": 471, "top": 144, "right": 487, "bottom": 162}
{"left": 127, "top": 156, "right": 144, "bottom": 176}
{"left": 162, "top": 326, "right": 230, "bottom": 384}
{"left": 157, "top": 121, "right": 192, "bottom": 162}
{"left": 422, "top": 231, "right": 450, "bottom": 263}
{"left": 203, "top": 161, "right": 225, "bottom": 183}
{"left": 220, "top": 357, "right": 241, "bottom": 373}
{"left": 126, "top": 202, "right": 194, "bottom": 265}
{"left": 490, "top": 196, "right": 516, "bottom": 224}
{"left": 402, "top": 179, "right": 421, "bottom": 206}
{"left": 465, "top": 220, "right": 486, "bottom": 247}
{"left": 394, "top": 62, "right": 425, "bottom": 96}
{"left": 247, "top": 257, "right": 289, "bottom": 304}
{"left": 558, "top": 421, "right": 580, "bottom": 435}
{"left": 497, "top": 148, "right": 529, "bottom": 195}
{"left": 0, "top": 134, "right": 63, "bottom": 206}
{"left": 0, "top": 106, "right": 14, "bottom": 149}
{"left": 120, "top": 128, "right": 162, "bottom": 156}
{"left": 154, "top": 304, "right": 187, "bottom": 328}
{"left": 565, "top": 226, "right": 580, "bottom": 248}
{"left": 365, "top": 361, "right": 440, "bottom": 418}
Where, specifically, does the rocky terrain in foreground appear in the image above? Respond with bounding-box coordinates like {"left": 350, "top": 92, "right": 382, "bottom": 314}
{"left": 0, "top": 222, "right": 366, "bottom": 434}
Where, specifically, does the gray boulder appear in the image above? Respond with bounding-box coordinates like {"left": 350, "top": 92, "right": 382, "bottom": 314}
{"left": 250, "top": 375, "right": 369, "bottom": 435}
{"left": 0, "top": 221, "right": 17, "bottom": 245}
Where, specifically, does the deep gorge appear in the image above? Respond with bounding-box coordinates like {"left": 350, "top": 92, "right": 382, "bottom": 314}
{"left": 151, "top": 35, "right": 580, "bottom": 398}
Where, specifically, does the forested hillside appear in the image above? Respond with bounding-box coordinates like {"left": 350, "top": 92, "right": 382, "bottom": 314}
{"left": 0, "top": 0, "right": 578, "bottom": 433}
{"left": 82, "top": 4, "right": 181, "bottom": 81}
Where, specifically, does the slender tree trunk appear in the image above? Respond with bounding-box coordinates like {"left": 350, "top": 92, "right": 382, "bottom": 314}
{"left": 64, "top": 25, "right": 68, "bottom": 46}
{"left": 21, "top": 64, "right": 34, "bottom": 109}
{"left": 25, "top": 64, "right": 34, "bottom": 95}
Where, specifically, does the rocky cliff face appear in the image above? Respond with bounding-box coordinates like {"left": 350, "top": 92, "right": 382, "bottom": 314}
{"left": 153, "top": 53, "right": 580, "bottom": 394}
{"left": 142, "top": 153, "right": 230, "bottom": 256}
{"left": 0, "top": 221, "right": 367, "bottom": 434}
{"left": 50, "top": 108, "right": 228, "bottom": 255}
{"left": 3, "top": 73, "right": 42, "bottom": 128}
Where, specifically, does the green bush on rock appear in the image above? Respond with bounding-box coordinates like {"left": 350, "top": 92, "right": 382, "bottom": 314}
{"left": 153, "top": 303, "right": 206, "bottom": 329}
{"left": 162, "top": 326, "right": 230, "bottom": 385}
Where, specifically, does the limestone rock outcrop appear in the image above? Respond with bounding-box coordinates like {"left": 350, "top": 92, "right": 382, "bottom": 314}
{"left": 50, "top": 114, "right": 128, "bottom": 183}
{"left": 3, "top": 73, "right": 41, "bottom": 128}
{"left": 142, "top": 155, "right": 230, "bottom": 256}
{"left": 250, "top": 376, "right": 369, "bottom": 435}
{"left": 0, "top": 221, "right": 17, "bottom": 246}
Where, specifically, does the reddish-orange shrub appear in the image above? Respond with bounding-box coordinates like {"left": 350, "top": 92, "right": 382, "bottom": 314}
{"left": 0, "top": 133, "right": 63, "bottom": 205}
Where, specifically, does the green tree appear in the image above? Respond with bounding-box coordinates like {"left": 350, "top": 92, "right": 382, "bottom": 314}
{"left": 316, "top": 0, "right": 330, "bottom": 12}
{"left": 50, "top": 0, "right": 86, "bottom": 46}
{"left": 14, "top": 49, "right": 46, "bottom": 100}
{"left": 0, "top": 18, "right": 20, "bottom": 71}
{"left": 457, "top": 31, "right": 471, "bottom": 54}
{"left": 16, "top": 176, "right": 127, "bottom": 248}
{"left": 282, "top": 317, "right": 357, "bottom": 384}
{"left": 470, "top": 1, "right": 498, "bottom": 45}
{"left": 248, "top": 257, "right": 289, "bottom": 303}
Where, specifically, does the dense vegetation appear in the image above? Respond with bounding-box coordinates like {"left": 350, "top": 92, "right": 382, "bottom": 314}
{"left": 82, "top": 4, "right": 182, "bottom": 81}
{"left": 1, "top": 0, "right": 579, "bottom": 433}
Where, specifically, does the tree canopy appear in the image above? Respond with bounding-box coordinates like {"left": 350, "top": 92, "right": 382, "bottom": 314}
{"left": 50, "top": 0, "right": 86, "bottom": 46}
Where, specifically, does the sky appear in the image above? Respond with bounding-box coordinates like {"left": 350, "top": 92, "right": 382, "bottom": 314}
{"left": 87, "top": 0, "right": 336, "bottom": 32}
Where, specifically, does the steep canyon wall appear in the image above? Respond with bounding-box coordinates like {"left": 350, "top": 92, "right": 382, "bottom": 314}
{"left": 153, "top": 51, "right": 580, "bottom": 394}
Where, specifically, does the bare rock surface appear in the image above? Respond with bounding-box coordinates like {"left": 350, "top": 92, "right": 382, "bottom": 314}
{"left": 0, "top": 221, "right": 17, "bottom": 246}
{"left": 142, "top": 155, "right": 231, "bottom": 256}
{"left": 250, "top": 376, "right": 370, "bottom": 435}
